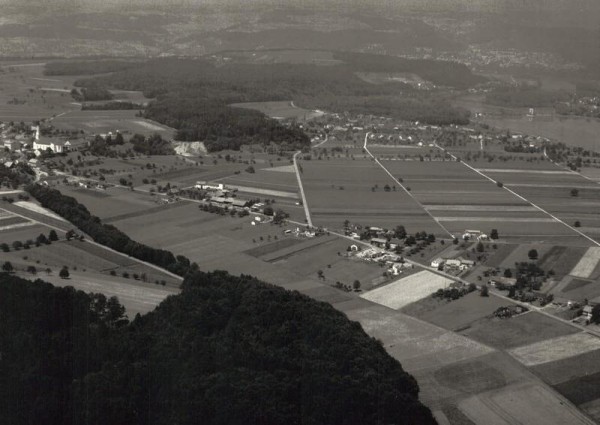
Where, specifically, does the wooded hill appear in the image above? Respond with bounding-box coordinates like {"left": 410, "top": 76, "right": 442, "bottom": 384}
{"left": 46, "top": 54, "right": 478, "bottom": 150}
{"left": 0, "top": 272, "right": 437, "bottom": 425}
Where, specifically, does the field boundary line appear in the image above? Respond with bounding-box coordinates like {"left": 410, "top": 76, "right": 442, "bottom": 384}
{"left": 363, "top": 132, "right": 454, "bottom": 238}
{"left": 435, "top": 143, "right": 600, "bottom": 247}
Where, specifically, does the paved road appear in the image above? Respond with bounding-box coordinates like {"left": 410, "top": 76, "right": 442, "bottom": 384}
{"left": 292, "top": 135, "right": 328, "bottom": 228}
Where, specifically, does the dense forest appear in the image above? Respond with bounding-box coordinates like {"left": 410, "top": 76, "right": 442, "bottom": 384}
{"left": 26, "top": 184, "right": 193, "bottom": 276}
{"left": 0, "top": 271, "right": 436, "bottom": 425}
{"left": 71, "top": 84, "right": 114, "bottom": 102}
{"left": 130, "top": 133, "right": 175, "bottom": 155}
{"left": 82, "top": 101, "right": 144, "bottom": 110}
{"left": 53, "top": 55, "right": 477, "bottom": 149}
{"left": 44, "top": 60, "right": 142, "bottom": 76}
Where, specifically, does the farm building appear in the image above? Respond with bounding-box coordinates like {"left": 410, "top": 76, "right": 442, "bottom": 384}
{"left": 370, "top": 237, "right": 388, "bottom": 248}
{"left": 489, "top": 277, "right": 518, "bottom": 288}
{"left": 231, "top": 199, "right": 250, "bottom": 208}
{"left": 195, "top": 181, "right": 224, "bottom": 191}
{"left": 582, "top": 305, "right": 594, "bottom": 321}
{"left": 431, "top": 258, "right": 445, "bottom": 268}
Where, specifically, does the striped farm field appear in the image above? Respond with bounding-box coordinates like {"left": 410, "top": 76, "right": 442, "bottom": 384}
{"left": 569, "top": 247, "right": 600, "bottom": 278}
{"left": 509, "top": 333, "right": 600, "bottom": 367}
{"left": 361, "top": 270, "right": 452, "bottom": 310}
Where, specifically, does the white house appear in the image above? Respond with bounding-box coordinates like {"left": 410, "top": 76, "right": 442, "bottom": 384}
{"left": 431, "top": 258, "right": 445, "bottom": 268}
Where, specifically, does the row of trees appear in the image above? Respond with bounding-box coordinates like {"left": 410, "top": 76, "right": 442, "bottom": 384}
{"left": 26, "top": 184, "right": 194, "bottom": 276}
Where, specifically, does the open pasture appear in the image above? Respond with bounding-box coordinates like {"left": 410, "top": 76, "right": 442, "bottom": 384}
{"left": 51, "top": 109, "right": 175, "bottom": 139}
{"left": 460, "top": 311, "right": 579, "bottom": 350}
{"left": 30, "top": 269, "right": 179, "bottom": 316}
{"left": 221, "top": 167, "right": 299, "bottom": 194}
{"left": 347, "top": 305, "right": 494, "bottom": 372}
{"left": 413, "top": 351, "right": 530, "bottom": 409}
{"left": 406, "top": 292, "right": 513, "bottom": 332}
{"left": 361, "top": 270, "right": 453, "bottom": 310}
{"left": 58, "top": 185, "right": 159, "bottom": 220}
{"left": 230, "top": 100, "right": 323, "bottom": 120}
{"left": 509, "top": 332, "right": 600, "bottom": 367}
{"left": 458, "top": 382, "right": 594, "bottom": 425}
{"left": 554, "top": 372, "right": 600, "bottom": 407}
{"left": 299, "top": 158, "right": 446, "bottom": 234}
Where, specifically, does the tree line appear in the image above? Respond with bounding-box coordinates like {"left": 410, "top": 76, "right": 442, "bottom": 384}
{"left": 0, "top": 271, "right": 436, "bottom": 425}
{"left": 26, "top": 184, "right": 194, "bottom": 276}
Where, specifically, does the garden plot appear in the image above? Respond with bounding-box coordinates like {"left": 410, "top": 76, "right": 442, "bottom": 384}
{"left": 361, "top": 270, "right": 452, "bottom": 310}
{"left": 509, "top": 332, "right": 600, "bottom": 367}
{"left": 569, "top": 247, "right": 600, "bottom": 278}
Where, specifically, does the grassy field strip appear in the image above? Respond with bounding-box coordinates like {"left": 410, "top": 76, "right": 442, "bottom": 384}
{"left": 507, "top": 183, "right": 600, "bottom": 189}
{"left": 262, "top": 165, "right": 296, "bottom": 173}
{"left": 476, "top": 169, "right": 575, "bottom": 175}
{"left": 230, "top": 185, "right": 299, "bottom": 199}
{"left": 435, "top": 143, "right": 600, "bottom": 247}
{"left": 570, "top": 247, "right": 600, "bottom": 278}
{"left": 436, "top": 217, "right": 555, "bottom": 222}
{"left": 361, "top": 270, "right": 452, "bottom": 310}
{"left": 13, "top": 201, "right": 67, "bottom": 221}
{"left": 363, "top": 132, "right": 454, "bottom": 237}
{"left": 509, "top": 333, "right": 600, "bottom": 367}
{"left": 458, "top": 382, "right": 595, "bottom": 425}
{"left": 425, "top": 205, "right": 538, "bottom": 212}
{"left": 0, "top": 221, "right": 35, "bottom": 232}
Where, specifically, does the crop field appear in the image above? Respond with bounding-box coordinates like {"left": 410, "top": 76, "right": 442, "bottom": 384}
{"left": 458, "top": 382, "right": 593, "bottom": 425}
{"left": 367, "top": 157, "right": 586, "bottom": 242}
{"left": 560, "top": 276, "right": 600, "bottom": 302}
{"left": 230, "top": 100, "right": 323, "bottom": 120}
{"left": 51, "top": 110, "right": 176, "bottom": 139}
{"left": 531, "top": 348, "right": 600, "bottom": 386}
{"left": 509, "top": 332, "right": 600, "bottom": 367}
{"left": 361, "top": 270, "right": 453, "bottom": 310}
{"left": 58, "top": 185, "right": 160, "bottom": 220}
{"left": 555, "top": 372, "right": 600, "bottom": 408}
{"left": 221, "top": 167, "right": 299, "bottom": 195}
{"left": 460, "top": 312, "right": 580, "bottom": 350}
{"left": 413, "top": 351, "right": 530, "bottom": 409}
{"left": 405, "top": 292, "right": 512, "bottom": 332}
{"left": 299, "top": 158, "right": 446, "bottom": 234}
{"left": 346, "top": 305, "right": 494, "bottom": 372}
{"left": 569, "top": 247, "right": 600, "bottom": 278}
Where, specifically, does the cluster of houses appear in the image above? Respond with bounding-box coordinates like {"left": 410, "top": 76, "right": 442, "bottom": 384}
{"left": 431, "top": 256, "right": 476, "bottom": 272}
{"left": 2, "top": 125, "right": 76, "bottom": 157}
{"left": 354, "top": 247, "right": 413, "bottom": 276}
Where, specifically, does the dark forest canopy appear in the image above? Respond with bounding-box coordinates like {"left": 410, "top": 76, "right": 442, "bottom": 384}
{"left": 0, "top": 271, "right": 436, "bottom": 425}
{"left": 48, "top": 55, "right": 476, "bottom": 149}
{"left": 44, "top": 60, "right": 143, "bottom": 76}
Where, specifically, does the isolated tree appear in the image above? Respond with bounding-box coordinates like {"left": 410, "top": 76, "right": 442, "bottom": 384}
{"left": 528, "top": 249, "right": 538, "bottom": 260}
{"left": 59, "top": 266, "right": 70, "bottom": 279}
{"left": 496, "top": 181, "right": 503, "bottom": 188}
{"left": 36, "top": 233, "right": 49, "bottom": 245}
{"left": 490, "top": 229, "right": 499, "bottom": 240}
{"left": 26, "top": 265, "right": 37, "bottom": 274}
{"left": 12, "top": 240, "right": 22, "bottom": 250}
{"left": 0, "top": 243, "right": 9, "bottom": 252}
{"left": 504, "top": 268, "right": 513, "bottom": 278}
{"left": 317, "top": 270, "right": 324, "bottom": 280}
{"left": 570, "top": 188, "right": 579, "bottom": 197}
{"left": 480, "top": 286, "right": 489, "bottom": 297}
{"left": 508, "top": 286, "right": 516, "bottom": 298}
{"left": 2, "top": 261, "right": 13, "bottom": 273}
{"left": 353, "top": 280, "right": 361, "bottom": 290}
{"left": 48, "top": 230, "right": 58, "bottom": 241}
{"left": 476, "top": 242, "right": 485, "bottom": 253}
{"left": 574, "top": 221, "right": 581, "bottom": 228}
